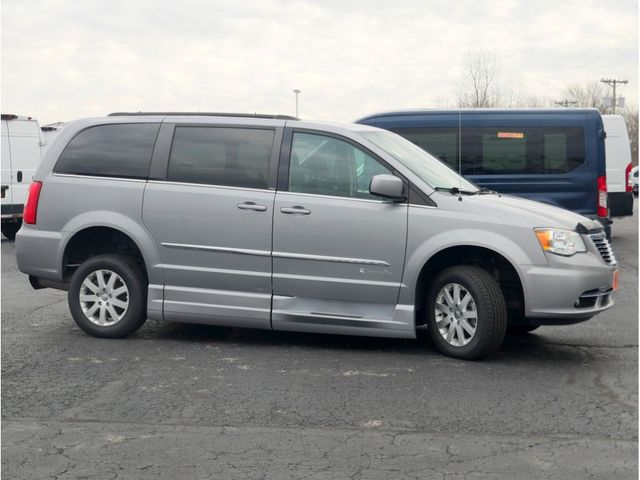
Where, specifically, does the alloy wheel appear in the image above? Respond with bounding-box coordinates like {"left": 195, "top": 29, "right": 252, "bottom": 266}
{"left": 434, "top": 282, "right": 478, "bottom": 347}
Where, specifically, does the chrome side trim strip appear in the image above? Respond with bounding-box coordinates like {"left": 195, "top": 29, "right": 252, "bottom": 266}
{"left": 52, "top": 173, "right": 147, "bottom": 183}
{"left": 158, "top": 263, "right": 270, "bottom": 277}
{"left": 161, "top": 242, "right": 270, "bottom": 257}
{"left": 273, "top": 272, "right": 402, "bottom": 288}
{"left": 165, "top": 300, "right": 270, "bottom": 313}
{"left": 276, "top": 190, "right": 407, "bottom": 206}
{"left": 272, "top": 251, "right": 390, "bottom": 266}
{"left": 161, "top": 242, "right": 390, "bottom": 266}
{"left": 147, "top": 179, "right": 274, "bottom": 193}
{"left": 165, "top": 285, "right": 271, "bottom": 298}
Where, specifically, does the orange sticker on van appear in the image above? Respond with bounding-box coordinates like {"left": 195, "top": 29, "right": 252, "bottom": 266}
{"left": 497, "top": 132, "right": 524, "bottom": 139}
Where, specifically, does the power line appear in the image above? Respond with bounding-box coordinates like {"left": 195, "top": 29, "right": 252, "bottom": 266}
{"left": 600, "top": 78, "right": 628, "bottom": 114}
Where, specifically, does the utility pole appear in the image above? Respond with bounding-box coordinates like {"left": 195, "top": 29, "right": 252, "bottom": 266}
{"left": 555, "top": 99, "right": 577, "bottom": 108}
{"left": 600, "top": 78, "right": 628, "bottom": 114}
{"left": 293, "top": 89, "right": 301, "bottom": 118}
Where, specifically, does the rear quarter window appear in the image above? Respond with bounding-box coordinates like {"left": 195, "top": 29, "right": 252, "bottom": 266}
{"left": 54, "top": 123, "right": 160, "bottom": 179}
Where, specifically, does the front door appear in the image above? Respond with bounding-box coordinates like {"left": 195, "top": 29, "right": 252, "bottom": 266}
{"left": 272, "top": 130, "right": 409, "bottom": 337}
{"left": 142, "top": 125, "right": 279, "bottom": 329}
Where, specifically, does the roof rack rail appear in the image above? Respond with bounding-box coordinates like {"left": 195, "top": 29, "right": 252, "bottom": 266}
{"left": 107, "top": 111, "right": 299, "bottom": 120}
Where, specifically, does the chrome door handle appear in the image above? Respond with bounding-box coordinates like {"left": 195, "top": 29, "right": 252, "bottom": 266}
{"left": 280, "top": 206, "right": 311, "bottom": 215}
{"left": 237, "top": 202, "right": 267, "bottom": 212}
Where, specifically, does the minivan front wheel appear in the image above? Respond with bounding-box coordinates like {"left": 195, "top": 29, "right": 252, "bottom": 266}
{"left": 426, "top": 266, "right": 507, "bottom": 360}
{"left": 68, "top": 255, "right": 147, "bottom": 338}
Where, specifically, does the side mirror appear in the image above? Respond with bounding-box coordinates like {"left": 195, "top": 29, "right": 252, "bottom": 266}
{"left": 370, "top": 174, "right": 405, "bottom": 201}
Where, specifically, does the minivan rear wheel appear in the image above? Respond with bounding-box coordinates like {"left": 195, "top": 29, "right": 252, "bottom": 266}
{"left": 425, "top": 266, "right": 507, "bottom": 360}
{"left": 68, "top": 255, "right": 147, "bottom": 338}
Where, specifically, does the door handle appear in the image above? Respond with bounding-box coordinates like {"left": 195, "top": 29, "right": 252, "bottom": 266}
{"left": 237, "top": 202, "right": 267, "bottom": 212}
{"left": 280, "top": 206, "right": 311, "bottom": 215}
{"left": 16, "top": 171, "right": 22, "bottom": 182}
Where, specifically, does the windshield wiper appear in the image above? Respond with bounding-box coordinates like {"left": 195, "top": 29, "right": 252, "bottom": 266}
{"left": 477, "top": 187, "right": 498, "bottom": 195}
{"left": 435, "top": 186, "right": 478, "bottom": 195}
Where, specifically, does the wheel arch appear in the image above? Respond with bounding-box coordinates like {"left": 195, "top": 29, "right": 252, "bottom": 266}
{"left": 404, "top": 232, "right": 529, "bottom": 329}
{"left": 58, "top": 211, "right": 162, "bottom": 284}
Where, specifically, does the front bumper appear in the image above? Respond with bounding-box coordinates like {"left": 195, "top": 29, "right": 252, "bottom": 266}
{"left": 521, "top": 247, "right": 616, "bottom": 324}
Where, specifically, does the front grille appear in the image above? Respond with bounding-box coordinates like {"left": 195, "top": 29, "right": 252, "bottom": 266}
{"left": 588, "top": 232, "right": 616, "bottom": 265}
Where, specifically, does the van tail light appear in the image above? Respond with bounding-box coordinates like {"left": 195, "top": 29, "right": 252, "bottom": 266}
{"left": 597, "top": 175, "right": 608, "bottom": 218}
{"left": 625, "top": 163, "right": 633, "bottom": 192}
{"left": 23, "top": 181, "right": 42, "bottom": 224}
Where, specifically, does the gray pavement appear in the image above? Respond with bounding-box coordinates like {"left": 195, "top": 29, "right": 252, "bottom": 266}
{"left": 2, "top": 209, "right": 637, "bottom": 479}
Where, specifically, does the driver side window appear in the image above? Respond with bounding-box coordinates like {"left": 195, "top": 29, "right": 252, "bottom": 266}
{"left": 289, "top": 132, "right": 392, "bottom": 199}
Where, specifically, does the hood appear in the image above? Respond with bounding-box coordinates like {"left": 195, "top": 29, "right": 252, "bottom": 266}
{"left": 441, "top": 192, "right": 603, "bottom": 232}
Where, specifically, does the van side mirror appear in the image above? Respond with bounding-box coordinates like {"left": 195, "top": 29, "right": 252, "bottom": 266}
{"left": 370, "top": 174, "right": 405, "bottom": 201}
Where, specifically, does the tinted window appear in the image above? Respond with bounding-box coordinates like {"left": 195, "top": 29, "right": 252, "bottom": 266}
{"left": 392, "top": 126, "right": 585, "bottom": 175}
{"left": 55, "top": 123, "right": 160, "bottom": 178}
{"left": 167, "top": 127, "right": 274, "bottom": 189}
{"left": 476, "top": 127, "right": 585, "bottom": 174}
{"left": 392, "top": 127, "right": 473, "bottom": 174}
{"left": 541, "top": 129, "right": 585, "bottom": 173}
{"left": 289, "top": 132, "right": 392, "bottom": 199}
{"left": 480, "top": 130, "right": 527, "bottom": 174}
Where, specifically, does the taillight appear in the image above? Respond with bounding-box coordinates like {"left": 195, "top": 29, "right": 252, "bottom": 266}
{"left": 597, "top": 175, "right": 608, "bottom": 218}
{"left": 625, "top": 163, "right": 633, "bottom": 192}
{"left": 23, "top": 181, "right": 42, "bottom": 224}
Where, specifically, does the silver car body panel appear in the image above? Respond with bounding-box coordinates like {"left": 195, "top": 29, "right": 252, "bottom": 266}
{"left": 271, "top": 190, "right": 410, "bottom": 336}
{"left": 15, "top": 115, "right": 616, "bottom": 338}
{"left": 142, "top": 181, "right": 275, "bottom": 330}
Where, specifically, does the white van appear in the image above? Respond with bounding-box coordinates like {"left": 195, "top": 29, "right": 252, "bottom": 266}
{"left": 40, "top": 122, "right": 65, "bottom": 148}
{"left": 1, "top": 114, "right": 46, "bottom": 239}
{"left": 602, "top": 115, "right": 634, "bottom": 218}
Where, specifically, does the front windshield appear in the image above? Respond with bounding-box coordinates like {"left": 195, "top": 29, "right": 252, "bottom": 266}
{"left": 359, "top": 130, "right": 478, "bottom": 191}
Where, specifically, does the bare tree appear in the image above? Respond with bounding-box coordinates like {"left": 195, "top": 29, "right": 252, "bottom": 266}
{"left": 563, "top": 81, "right": 608, "bottom": 111}
{"left": 456, "top": 50, "right": 499, "bottom": 108}
{"left": 622, "top": 106, "right": 638, "bottom": 166}
{"left": 521, "top": 95, "right": 551, "bottom": 108}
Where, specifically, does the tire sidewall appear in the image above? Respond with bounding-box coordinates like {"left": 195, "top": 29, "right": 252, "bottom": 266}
{"left": 68, "top": 255, "right": 146, "bottom": 338}
{"left": 426, "top": 267, "right": 500, "bottom": 359}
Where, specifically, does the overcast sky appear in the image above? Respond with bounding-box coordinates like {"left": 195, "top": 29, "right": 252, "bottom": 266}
{"left": 1, "top": 0, "right": 637, "bottom": 124}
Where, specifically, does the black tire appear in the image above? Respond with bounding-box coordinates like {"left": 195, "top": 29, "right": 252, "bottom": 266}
{"left": 425, "top": 266, "right": 507, "bottom": 360}
{"left": 2, "top": 221, "right": 21, "bottom": 240}
{"left": 68, "top": 254, "right": 147, "bottom": 338}
{"left": 508, "top": 324, "right": 540, "bottom": 334}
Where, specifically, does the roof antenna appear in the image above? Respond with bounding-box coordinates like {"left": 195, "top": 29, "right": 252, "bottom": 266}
{"left": 458, "top": 110, "right": 463, "bottom": 201}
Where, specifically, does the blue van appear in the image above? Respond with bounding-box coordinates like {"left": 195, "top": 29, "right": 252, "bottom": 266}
{"left": 357, "top": 109, "right": 611, "bottom": 235}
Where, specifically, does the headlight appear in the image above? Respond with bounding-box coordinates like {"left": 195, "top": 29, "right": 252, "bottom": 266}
{"left": 534, "top": 228, "right": 587, "bottom": 256}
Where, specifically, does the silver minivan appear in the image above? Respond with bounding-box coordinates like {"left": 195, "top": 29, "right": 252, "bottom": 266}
{"left": 15, "top": 113, "right": 618, "bottom": 359}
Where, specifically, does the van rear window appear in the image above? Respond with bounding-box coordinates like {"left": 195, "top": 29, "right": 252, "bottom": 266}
{"left": 54, "top": 123, "right": 160, "bottom": 179}
{"left": 478, "top": 127, "right": 585, "bottom": 175}
{"left": 390, "top": 128, "right": 474, "bottom": 174}
{"left": 392, "top": 126, "right": 586, "bottom": 175}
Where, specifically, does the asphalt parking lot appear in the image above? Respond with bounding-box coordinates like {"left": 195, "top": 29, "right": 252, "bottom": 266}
{"left": 2, "top": 210, "right": 637, "bottom": 479}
